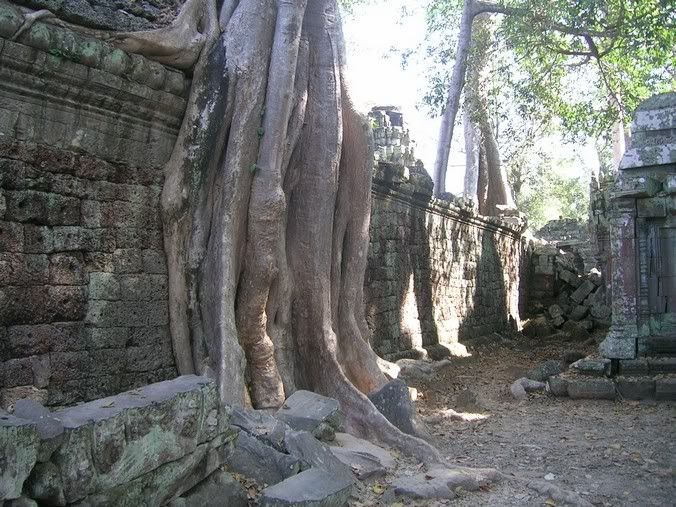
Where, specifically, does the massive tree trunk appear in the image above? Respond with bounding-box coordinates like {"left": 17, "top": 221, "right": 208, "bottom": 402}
{"left": 432, "top": 0, "right": 514, "bottom": 197}
{"left": 106, "top": 0, "right": 449, "bottom": 463}
{"left": 463, "top": 14, "right": 514, "bottom": 215}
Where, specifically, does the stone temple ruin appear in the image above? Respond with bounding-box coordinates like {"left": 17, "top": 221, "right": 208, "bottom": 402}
{"left": 0, "top": 0, "right": 674, "bottom": 503}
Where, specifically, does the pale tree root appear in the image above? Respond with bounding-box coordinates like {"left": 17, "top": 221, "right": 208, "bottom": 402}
{"left": 10, "top": 0, "right": 213, "bottom": 70}
{"left": 11, "top": 9, "right": 53, "bottom": 41}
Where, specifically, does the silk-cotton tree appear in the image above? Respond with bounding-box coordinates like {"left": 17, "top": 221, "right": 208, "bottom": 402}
{"left": 10, "top": 0, "right": 483, "bottom": 464}
{"left": 427, "top": 0, "right": 675, "bottom": 197}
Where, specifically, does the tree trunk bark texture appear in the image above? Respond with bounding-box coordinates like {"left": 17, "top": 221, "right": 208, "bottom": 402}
{"left": 432, "top": 0, "right": 475, "bottom": 196}
{"left": 463, "top": 14, "right": 514, "bottom": 216}
{"left": 133, "top": 0, "right": 449, "bottom": 463}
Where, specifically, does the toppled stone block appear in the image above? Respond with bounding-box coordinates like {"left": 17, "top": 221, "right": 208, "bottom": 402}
{"left": 562, "top": 351, "right": 586, "bottom": 365}
{"left": 510, "top": 378, "right": 546, "bottom": 400}
{"left": 557, "top": 269, "right": 580, "bottom": 288}
{"left": 570, "top": 358, "right": 611, "bottom": 377}
{"left": 276, "top": 391, "right": 343, "bottom": 435}
{"left": 552, "top": 316, "right": 565, "bottom": 328}
{"left": 0, "top": 386, "right": 48, "bottom": 412}
{"left": 13, "top": 399, "right": 64, "bottom": 462}
{"left": 225, "top": 431, "right": 300, "bottom": 486}
{"left": 587, "top": 269, "right": 602, "bottom": 286}
{"left": 0, "top": 414, "right": 39, "bottom": 501}
{"left": 561, "top": 321, "right": 590, "bottom": 342}
{"left": 616, "top": 377, "right": 655, "bottom": 400}
{"left": 568, "top": 305, "right": 589, "bottom": 322}
{"left": 548, "top": 304, "right": 563, "bottom": 319}
{"left": 522, "top": 316, "right": 554, "bottom": 339}
{"left": 259, "top": 467, "right": 353, "bottom": 507}
{"left": 392, "top": 465, "right": 498, "bottom": 501}
{"left": 590, "top": 303, "right": 611, "bottom": 321}
{"left": 283, "top": 430, "right": 352, "bottom": 482}
{"left": 368, "top": 379, "right": 416, "bottom": 435}
{"left": 29, "top": 375, "right": 234, "bottom": 504}
{"left": 527, "top": 360, "right": 565, "bottom": 382}
{"left": 230, "top": 408, "right": 289, "bottom": 452}
{"left": 172, "top": 470, "right": 247, "bottom": 507}
{"left": 570, "top": 280, "right": 596, "bottom": 304}
{"left": 567, "top": 377, "right": 616, "bottom": 400}
{"left": 329, "top": 432, "right": 395, "bottom": 480}
{"left": 67, "top": 434, "right": 236, "bottom": 506}
{"left": 579, "top": 319, "right": 594, "bottom": 331}
{"left": 547, "top": 376, "right": 568, "bottom": 397}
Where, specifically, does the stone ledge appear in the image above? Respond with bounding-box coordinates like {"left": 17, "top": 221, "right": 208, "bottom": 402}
{"left": 0, "top": 1, "right": 189, "bottom": 96}
{"left": 372, "top": 180, "right": 526, "bottom": 239}
{"left": 6, "top": 375, "right": 238, "bottom": 505}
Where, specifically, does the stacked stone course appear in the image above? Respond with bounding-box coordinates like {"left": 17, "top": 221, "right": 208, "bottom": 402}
{"left": 0, "top": 6, "right": 188, "bottom": 407}
{"left": 365, "top": 108, "right": 528, "bottom": 358}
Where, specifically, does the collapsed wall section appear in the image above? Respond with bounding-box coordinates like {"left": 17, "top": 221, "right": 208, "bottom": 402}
{"left": 365, "top": 161, "right": 528, "bottom": 358}
{"left": 0, "top": 3, "right": 189, "bottom": 407}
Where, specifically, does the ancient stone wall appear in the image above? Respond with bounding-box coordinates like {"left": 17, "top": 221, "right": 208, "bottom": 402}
{"left": 365, "top": 162, "right": 527, "bottom": 358}
{"left": 0, "top": 3, "right": 188, "bottom": 407}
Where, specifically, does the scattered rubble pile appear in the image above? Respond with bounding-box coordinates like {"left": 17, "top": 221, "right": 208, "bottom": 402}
{"left": 0, "top": 376, "right": 501, "bottom": 506}
{"left": 526, "top": 243, "right": 610, "bottom": 341}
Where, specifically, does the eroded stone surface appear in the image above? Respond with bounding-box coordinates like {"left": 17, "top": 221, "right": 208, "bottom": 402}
{"left": 171, "top": 470, "right": 247, "bottom": 507}
{"left": 0, "top": 414, "right": 39, "bottom": 501}
{"left": 259, "top": 467, "right": 353, "bottom": 507}
{"left": 392, "top": 465, "right": 498, "bottom": 501}
{"left": 368, "top": 379, "right": 416, "bottom": 435}
{"left": 276, "top": 390, "right": 343, "bottom": 435}
{"left": 329, "top": 432, "right": 395, "bottom": 480}
{"left": 225, "top": 431, "right": 300, "bottom": 486}
{"left": 26, "top": 376, "right": 234, "bottom": 504}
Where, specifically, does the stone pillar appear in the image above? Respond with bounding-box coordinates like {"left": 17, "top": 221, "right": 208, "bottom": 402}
{"left": 599, "top": 196, "right": 639, "bottom": 359}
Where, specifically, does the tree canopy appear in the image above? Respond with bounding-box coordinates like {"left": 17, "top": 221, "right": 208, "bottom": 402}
{"left": 422, "top": 0, "right": 674, "bottom": 198}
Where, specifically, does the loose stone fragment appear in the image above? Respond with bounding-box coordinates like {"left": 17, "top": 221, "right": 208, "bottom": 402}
{"left": 230, "top": 408, "right": 289, "bottom": 452}
{"left": 522, "top": 316, "right": 555, "bottom": 339}
{"left": 547, "top": 376, "right": 568, "bottom": 397}
{"left": 548, "top": 304, "right": 563, "bottom": 319}
{"left": 527, "top": 360, "right": 565, "bottom": 382}
{"left": 570, "top": 280, "right": 596, "bottom": 304}
{"left": 392, "top": 465, "right": 498, "bottom": 501}
{"left": 329, "top": 432, "right": 395, "bottom": 480}
{"left": 259, "top": 467, "right": 353, "bottom": 507}
{"left": 172, "top": 470, "right": 247, "bottom": 507}
{"left": 568, "top": 305, "right": 590, "bottom": 322}
{"left": 368, "top": 379, "right": 416, "bottom": 435}
{"left": 276, "top": 391, "right": 344, "bottom": 434}
{"left": 283, "top": 430, "right": 353, "bottom": 481}
{"left": 225, "top": 431, "right": 300, "bottom": 486}
{"left": 570, "top": 357, "right": 611, "bottom": 377}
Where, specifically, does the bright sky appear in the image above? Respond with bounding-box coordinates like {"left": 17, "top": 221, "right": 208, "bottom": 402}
{"left": 342, "top": 1, "right": 599, "bottom": 197}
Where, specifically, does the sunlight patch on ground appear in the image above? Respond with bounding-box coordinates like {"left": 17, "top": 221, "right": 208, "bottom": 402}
{"left": 424, "top": 407, "right": 489, "bottom": 423}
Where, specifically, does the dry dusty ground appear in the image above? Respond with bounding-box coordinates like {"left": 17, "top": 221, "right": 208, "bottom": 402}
{"left": 352, "top": 336, "right": 676, "bottom": 506}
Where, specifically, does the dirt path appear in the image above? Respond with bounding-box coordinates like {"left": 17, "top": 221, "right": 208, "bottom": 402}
{"left": 350, "top": 336, "right": 676, "bottom": 506}
{"left": 404, "top": 338, "right": 676, "bottom": 506}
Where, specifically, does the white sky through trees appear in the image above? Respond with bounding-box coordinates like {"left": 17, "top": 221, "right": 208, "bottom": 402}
{"left": 342, "top": 0, "right": 599, "bottom": 206}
